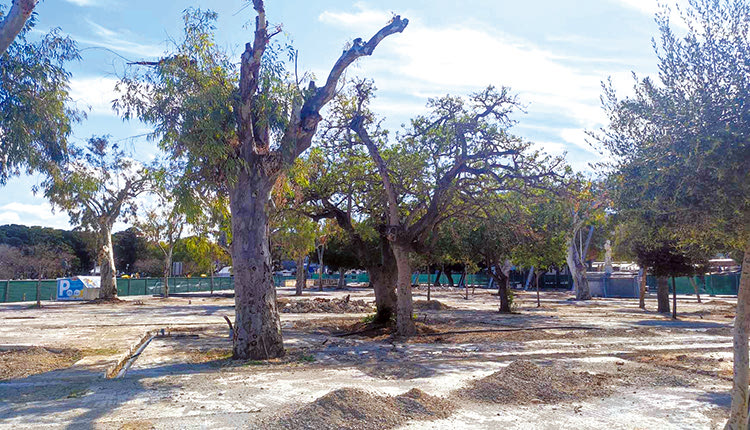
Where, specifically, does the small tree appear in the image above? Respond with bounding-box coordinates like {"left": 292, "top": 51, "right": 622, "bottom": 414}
{"left": 44, "top": 136, "right": 149, "bottom": 299}
{"left": 28, "top": 244, "right": 69, "bottom": 307}
{"left": 137, "top": 174, "right": 186, "bottom": 297}
{"left": 272, "top": 211, "right": 317, "bottom": 296}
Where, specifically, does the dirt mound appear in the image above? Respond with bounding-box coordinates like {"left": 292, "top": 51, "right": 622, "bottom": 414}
{"left": 0, "top": 347, "right": 81, "bottom": 380}
{"left": 279, "top": 296, "right": 374, "bottom": 314}
{"left": 270, "top": 387, "right": 454, "bottom": 430}
{"left": 459, "top": 360, "right": 612, "bottom": 404}
{"left": 414, "top": 300, "right": 452, "bottom": 310}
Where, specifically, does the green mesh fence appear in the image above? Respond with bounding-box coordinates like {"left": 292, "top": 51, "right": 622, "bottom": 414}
{"left": 646, "top": 274, "right": 741, "bottom": 296}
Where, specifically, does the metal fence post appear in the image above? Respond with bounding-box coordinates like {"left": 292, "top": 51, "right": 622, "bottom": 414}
{"left": 4, "top": 279, "right": 9, "bottom": 303}
{"left": 127, "top": 278, "right": 131, "bottom": 296}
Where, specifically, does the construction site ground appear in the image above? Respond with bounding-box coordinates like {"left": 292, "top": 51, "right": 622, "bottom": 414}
{"left": 0, "top": 285, "right": 737, "bottom": 429}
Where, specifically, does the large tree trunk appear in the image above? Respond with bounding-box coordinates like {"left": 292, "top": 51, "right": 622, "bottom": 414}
{"left": 338, "top": 269, "right": 346, "bottom": 289}
{"left": 657, "top": 276, "right": 670, "bottom": 314}
{"left": 493, "top": 271, "right": 511, "bottom": 313}
{"left": 444, "top": 267, "right": 455, "bottom": 287}
{"left": 295, "top": 257, "right": 305, "bottom": 296}
{"left": 368, "top": 263, "right": 397, "bottom": 324}
{"left": 98, "top": 226, "right": 117, "bottom": 299}
{"left": 725, "top": 243, "right": 750, "bottom": 430}
{"left": 567, "top": 235, "right": 590, "bottom": 300}
{"left": 392, "top": 243, "right": 416, "bottom": 336}
{"left": 229, "top": 173, "right": 283, "bottom": 360}
{"left": 433, "top": 268, "right": 442, "bottom": 287}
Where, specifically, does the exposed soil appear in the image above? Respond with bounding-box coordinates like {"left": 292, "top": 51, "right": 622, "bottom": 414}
{"left": 0, "top": 346, "right": 81, "bottom": 380}
{"left": 458, "top": 360, "right": 614, "bottom": 404}
{"left": 413, "top": 299, "right": 452, "bottom": 310}
{"left": 267, "top": 387, "right": 455, "bottom": 430}
{"left": 84, "top": 297, "right": 126, "bottom": 305}
{"left": 278, "top": 296, "right": 374, "bottom": 314}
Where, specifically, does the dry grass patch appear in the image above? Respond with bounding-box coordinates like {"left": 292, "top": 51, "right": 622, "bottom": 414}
{"left": 268, "top": 387, "right": 454, "bottom": 430}
{"left": 0, "top": 346, "right": 82, "bottom": 380}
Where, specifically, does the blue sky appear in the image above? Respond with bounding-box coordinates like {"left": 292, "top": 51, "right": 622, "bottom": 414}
{"left": 0, "top": 0, "right": 668, "bottom": 230}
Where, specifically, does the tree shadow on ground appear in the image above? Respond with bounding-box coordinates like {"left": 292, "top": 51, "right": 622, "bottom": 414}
{"left": 633, "top": 319, "right": 730, "bottom": 329}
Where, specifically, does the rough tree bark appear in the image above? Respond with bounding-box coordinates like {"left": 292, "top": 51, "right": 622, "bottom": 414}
{"left": 657, "top": 276, "right": 670, "bottom": 314}
{"left": 294, "top": 257, "right": 305, "bottom": 296}
{"left": 0, "top": 0, "right": 37, "bottom": 55}
{"left": 392, "top": 243, "right": 416, "bottom": 335}
{"left": 444, "top": 267, "right": 455, "bottom": 287}
{"left": 337, "top": 269, "right": 346, "bottom": 289}
{"left": 567, "top": 234, "right": 590, "bottom": 300}
{"left": 368, "top": 261, "right": 398, "bottom": 323}
{"left": 98, "top": 225, "right": 117, "bottom": 299}
{"left": 229, "top": 2, "right": 407, "bottom": 359}
{"left": 725, "top": 243, "right": 750, "bottom": 430}
{"left": 492, "top": 271, "right": 511, "bottom": 313}
{"left": 638, "top": 267, "right": 647, "bottom": 309}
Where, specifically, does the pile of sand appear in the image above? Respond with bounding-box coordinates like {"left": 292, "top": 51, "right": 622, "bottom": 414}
{"left": 414, "top": 300, "right": 452, "bottom": 310}
{"left": 0, "top": 347, "right": 81, "bottom": 380}
{"left": 269, "top": 387, "right": 454, "bottom": 430}
{"left": 279, "top": 297, "right": 374, "bottom": 314}
{"left": 459, "top": 360, "right": 612, "bottom": 404}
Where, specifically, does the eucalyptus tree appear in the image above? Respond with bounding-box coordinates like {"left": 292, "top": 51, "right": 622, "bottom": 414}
{"left": 0, "top": 1, "right": 79, "bottom": 184}
{"left": 595, "top": 1, "right": 750, "bottom": 426}
{"left": 43, "top": 136, "right": 149, "bottom": 299}
{"left": 137, "top": 172, "right": 187, "bottom": 297}
{"left": 351, "top": 82, "right": 567, "bottom": 334}
{"left": 114, "top": 4, "right": 408, "bottom": 359}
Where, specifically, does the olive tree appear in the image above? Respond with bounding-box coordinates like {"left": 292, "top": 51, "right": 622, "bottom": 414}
{"left": 595, "top": 1, "right": 750, "bottom": 426}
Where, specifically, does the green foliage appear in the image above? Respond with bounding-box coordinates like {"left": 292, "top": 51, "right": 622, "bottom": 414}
{"left": 0, "top": 8, "right": 81, "bottom": 184}
{"left": 597, "top": 0, "right": 750, "bottom": 253}
{"left": 43, "top": 136, "right": 150, "bottom": 236}
{"left": 0, "top": 224, "right": 95, "bottom": 274}
{"left": 114, "top": 8, "right": 297, "bottom": 192}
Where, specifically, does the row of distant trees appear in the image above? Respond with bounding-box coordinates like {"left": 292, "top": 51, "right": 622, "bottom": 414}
{"left": 0, "top": 224, "right": 230, "bottom": 280}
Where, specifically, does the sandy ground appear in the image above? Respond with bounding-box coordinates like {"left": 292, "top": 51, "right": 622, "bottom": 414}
{"left": 0, "top": 285, "right": 737, "bottom": 429}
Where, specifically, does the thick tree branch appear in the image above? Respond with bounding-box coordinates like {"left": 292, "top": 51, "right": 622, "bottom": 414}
{"left": 277, "top": 16, "right": 408, "bottom": 167}
{"left": 0, "top": 0, "right": 37, "bottom": 55}
{"left": 350, "top": 115, "right": 401, "bottom": 234}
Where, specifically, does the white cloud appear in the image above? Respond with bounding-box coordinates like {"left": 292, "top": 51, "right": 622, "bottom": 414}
{"left": 78, "top": 19, "right": 164, "bottom": 58}
{"left": 318, "top": 3, "right": 393, "bottom": 28}
{"left": 68, "top": 76, "right": 119, "bottom": 117}
{"left": 0, "top": 202, "right": 72, "bottom": 230}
